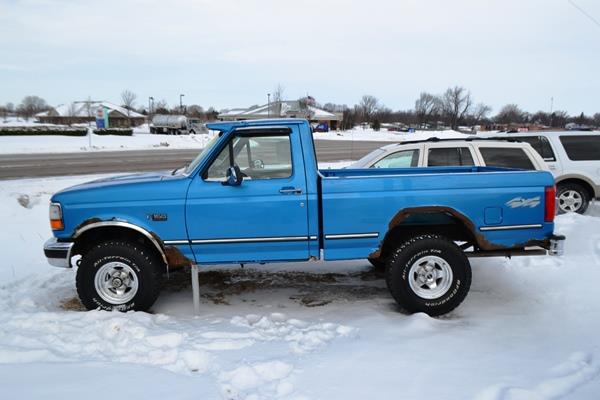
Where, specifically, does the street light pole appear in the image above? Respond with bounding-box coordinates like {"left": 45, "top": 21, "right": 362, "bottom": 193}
{"left": 180, "top": 94, "right": 185, "bottom": 115}
{"left": 267, "top": 93, "right": 271, "bottom": 118}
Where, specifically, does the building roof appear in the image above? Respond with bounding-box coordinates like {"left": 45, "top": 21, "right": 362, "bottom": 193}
{"left": 37, "top": 101, "right": 145, "bottom": 119}
{"left": 219, "top": 101, "right": 342, "bottom": 121}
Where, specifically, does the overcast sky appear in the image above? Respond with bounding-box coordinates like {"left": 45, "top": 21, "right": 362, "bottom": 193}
{"left": 1, "top": 0, "right": 599, "bottom": 114}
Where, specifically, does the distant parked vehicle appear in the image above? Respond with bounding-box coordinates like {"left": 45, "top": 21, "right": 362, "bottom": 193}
{"left": 150, "top": 114, "right": 204, "bottom": 135}
{"left": 351, "top": 138, "right": 548, "bottom": 172}
{"left": 480, "top": 131, "right": 600, "bottom": 214}
{"left": 312, "top": 122, "right": 329, "bottom": 132}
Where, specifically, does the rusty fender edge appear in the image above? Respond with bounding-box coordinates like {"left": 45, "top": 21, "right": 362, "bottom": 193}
{"left": 71, "top": 218, "right": 193, "bottom": 271}
{"left": 369, "top": 206, "right": 557, "bottom": 260}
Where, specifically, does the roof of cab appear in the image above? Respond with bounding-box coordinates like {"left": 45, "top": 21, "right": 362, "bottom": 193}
{"left": 206, "top": 118, "right": 308, "bottom": 131}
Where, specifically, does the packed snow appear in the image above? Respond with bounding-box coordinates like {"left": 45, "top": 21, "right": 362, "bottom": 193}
{"left": 1, "top": 174, "right": 599, "bottom": 399}
{"left": 0, "top": 117, "right": 469, "bottom": 154}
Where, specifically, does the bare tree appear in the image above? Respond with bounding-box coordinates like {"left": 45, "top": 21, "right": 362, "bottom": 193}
{"left": 121, "top": 90, "right": 137, "bottom": 124}
{"left": 187, "top": 104, "right": 205, "bottom": 119}
{"left": 415, "top": 92, "right": 441, "bottom": 127}
{"left": 441, "top": 86, "right": 472, "bottom": 130}
{"left": 153, "top": 99, "right": 169, "bottom": 114}
{"left": 271, "top": 84, "right": 284, "bottom": 117}
{"left": 17, "top": 96, "right": 48, "bottom": 120}
{"left": 359, "top": 95, "right": 379, "bottom": 123}
{"left": 495, "top": 104, "right": 526, "bottom": 125}
{"left": 593, "top": 113, "right": 600, "bottom": 127}
{"left": 472, "top": 102, "right": 492, "bottom": 123}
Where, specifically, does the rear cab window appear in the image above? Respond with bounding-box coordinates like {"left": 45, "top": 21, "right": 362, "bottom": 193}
{"left": 479, "top": 147, "right": 535, "bottom": 170}
{"left": 559, "top": 135, "right": 600, "bottom": 161}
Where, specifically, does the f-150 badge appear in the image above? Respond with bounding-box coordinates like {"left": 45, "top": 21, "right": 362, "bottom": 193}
{"left": 506, "top": 196, "right": 540, "bottom": 209}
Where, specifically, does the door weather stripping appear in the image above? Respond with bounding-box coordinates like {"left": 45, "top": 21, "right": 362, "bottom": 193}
{"left": 325, "top": 233, "right": 379, "bottom": 240}
{"left": 479, "top": 224, "right": 543, "bottom": 232}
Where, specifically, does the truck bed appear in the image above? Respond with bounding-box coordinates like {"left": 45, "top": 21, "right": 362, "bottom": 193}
{"left": 318, "top": 166, "right": 556, "bottom": 260}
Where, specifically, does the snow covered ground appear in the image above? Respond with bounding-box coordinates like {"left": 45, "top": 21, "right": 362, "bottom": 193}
{"left": 1, "top": 174, "right": 599, "bottom": 399}
{"left": 0, "top": 117, "right": 468, "bottom": 154}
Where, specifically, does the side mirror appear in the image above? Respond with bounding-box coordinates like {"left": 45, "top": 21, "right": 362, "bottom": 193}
{"left": 223, "top": 165, "right": 243, "bottom": 186}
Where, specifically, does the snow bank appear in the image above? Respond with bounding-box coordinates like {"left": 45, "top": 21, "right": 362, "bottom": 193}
{"left": 0, "top": 174, "right": 599, "bottom": 399}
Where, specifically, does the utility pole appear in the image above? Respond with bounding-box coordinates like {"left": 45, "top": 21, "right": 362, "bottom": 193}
{"left": 148, "top": 96, "right": 154, "bottom": 119}
{"left": 267, "top": 93, "right": 271, "bottom": 118}
{"left": 180, "top": 94, "right": 185, "bottom": 115}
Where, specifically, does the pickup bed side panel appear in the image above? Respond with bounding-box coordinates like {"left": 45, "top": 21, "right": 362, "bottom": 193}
{"left": 320, "top": 168, "right": 555, "bottom": 260}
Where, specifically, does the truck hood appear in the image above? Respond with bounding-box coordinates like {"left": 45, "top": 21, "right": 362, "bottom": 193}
{"left": 51, "top": 170, "right": 190, "bottom": 204}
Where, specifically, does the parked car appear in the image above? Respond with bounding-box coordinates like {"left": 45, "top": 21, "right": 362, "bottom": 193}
{"left": 312, "top": 122, "right": 329, "bottom": 132}
{"left": 44, "top": 119, "right": 564, "bottom": 316}
{"left": 350, "top": 138, "right": 548, "bottom": 172}
{"left": 480, "top": 131, "right": 600, "bottom": 214}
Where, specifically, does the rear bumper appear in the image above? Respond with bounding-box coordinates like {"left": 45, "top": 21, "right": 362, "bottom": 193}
{"left": 466, "top": 234, "right": 566, "bottom": 258}
{"left": 43, "top": 237, "right": 74, "bottom": 268}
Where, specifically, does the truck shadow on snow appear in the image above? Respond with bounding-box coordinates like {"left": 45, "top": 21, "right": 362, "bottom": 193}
{"left": 60, "top": 266, "right": 395, "bottom": 311}
{"left": 164, "top": 267, "right": 391, "bottom": 308}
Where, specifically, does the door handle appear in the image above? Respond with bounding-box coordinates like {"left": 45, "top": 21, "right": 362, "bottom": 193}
{"left": 279, "top": 187, "right": 302, "bottom": 194}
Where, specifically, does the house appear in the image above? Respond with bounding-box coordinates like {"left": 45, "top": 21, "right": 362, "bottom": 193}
{"left": 36, "top": 101, "right": 146, "bottom": 127}
{"left": 218, "top": 100, "right": 343, "bottom": 130}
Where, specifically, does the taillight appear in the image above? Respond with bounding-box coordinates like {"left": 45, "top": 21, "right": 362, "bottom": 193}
{"left": 545, "top": 186, "right": 556, "bottom": 222}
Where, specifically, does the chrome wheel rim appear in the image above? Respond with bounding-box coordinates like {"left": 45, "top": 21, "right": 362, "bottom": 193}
{"left": 408, "top": 256, "right": 453, "bottom": 299}
{"left": 94, "top": 262, "right": 139, "bottom": 304}
{"left": 558, "top": 190, "right": 583, "bottom": 213}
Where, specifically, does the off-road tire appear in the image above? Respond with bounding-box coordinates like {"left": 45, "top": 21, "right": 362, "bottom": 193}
{"left": 76, "top": 240, "right": 163, "bottom": 311}
{"left": 385, "top": 234, "right": 471, "bottom": 316}
{"left": 557, "top": 182, "right": 589, "bottom": 214}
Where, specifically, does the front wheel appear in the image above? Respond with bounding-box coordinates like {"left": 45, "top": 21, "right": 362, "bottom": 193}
{"left": 76, "top": 240, "right": 163, "bottom": 311}
{"left": 385, "top": 234, "right": 471, "bottom": 316}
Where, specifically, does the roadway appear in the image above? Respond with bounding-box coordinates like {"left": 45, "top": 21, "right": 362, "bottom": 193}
{"left": 0, "top": 140, "right": 393, "bottom": 179}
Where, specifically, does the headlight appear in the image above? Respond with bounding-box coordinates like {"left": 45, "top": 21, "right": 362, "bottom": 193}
{"left": 49, "top": 202, "right": 64, "bottom": 230}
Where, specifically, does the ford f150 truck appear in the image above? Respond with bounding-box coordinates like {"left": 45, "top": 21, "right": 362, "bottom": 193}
{"left": 44, "top": 119, "right": 565, "bottom": 316}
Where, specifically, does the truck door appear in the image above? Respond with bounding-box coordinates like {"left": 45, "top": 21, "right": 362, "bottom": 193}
{"left": 185, "top": 126, "right": 310, "bottom": 263}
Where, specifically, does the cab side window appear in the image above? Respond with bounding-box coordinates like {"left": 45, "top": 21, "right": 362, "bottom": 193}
{"left": 205, "top": 134, "right": 292, "bottom": 180}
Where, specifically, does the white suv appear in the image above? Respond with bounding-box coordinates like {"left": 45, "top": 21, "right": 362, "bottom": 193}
{"left": 351, "top": 138, "right": 548, "bottom": 172}
{"left": 481, "top": 132, "right": 600, "bottom": 214}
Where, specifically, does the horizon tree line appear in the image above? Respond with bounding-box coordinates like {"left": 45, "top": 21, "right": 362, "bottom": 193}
{"left": 2, "top": 88, "right": 599, "bottom": 130}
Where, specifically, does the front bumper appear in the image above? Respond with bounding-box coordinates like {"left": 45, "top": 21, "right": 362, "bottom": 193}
{"left": 43, "top": 237, "right": 74, "bottom": 268}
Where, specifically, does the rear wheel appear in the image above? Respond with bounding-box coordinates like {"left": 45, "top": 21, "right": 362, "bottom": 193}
{"left": 385, "top": 234, "right": 471, "bottom": 316}
{"left": 557, "top": 183, "right": 589, "bottom": 214}
{"left": 76, "top": 240, "right": 163, "bottom": 311}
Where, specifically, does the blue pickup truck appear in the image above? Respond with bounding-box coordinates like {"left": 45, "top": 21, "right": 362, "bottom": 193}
{"left": 44, "top": 119, "right": 564, "bottom": 316}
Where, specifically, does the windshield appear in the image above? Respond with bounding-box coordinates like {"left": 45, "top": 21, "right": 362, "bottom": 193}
{"left": 183, "top": 131, "right": 222, "bottom": 174}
